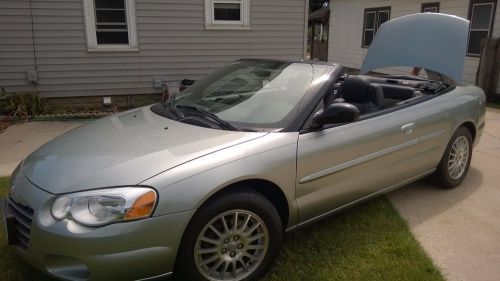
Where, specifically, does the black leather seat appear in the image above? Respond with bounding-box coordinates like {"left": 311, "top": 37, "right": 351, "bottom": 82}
{"left": 337, "top": 76, "right": 384, "bottom": 114}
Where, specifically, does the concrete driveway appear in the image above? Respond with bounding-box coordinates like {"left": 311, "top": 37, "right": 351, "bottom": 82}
{"left": 0, "top": 110, "right": 499, "bottom": 281}
{"left": 0, "top": 121, "right": 84, "bottom": 176}
{"left": 389, "top": 108, "right": 500, "bottom": 281}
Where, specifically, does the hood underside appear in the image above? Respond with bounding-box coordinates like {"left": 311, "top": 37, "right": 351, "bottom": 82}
{"left": 360, "top": 13, "right": 470, "bottom": 82}
{"left": 22, "top": 106, "right": 267, "bottom": 194}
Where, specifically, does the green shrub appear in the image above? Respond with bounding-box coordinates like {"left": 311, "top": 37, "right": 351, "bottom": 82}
{"left": 0, "top": 88, "right": 8, "bottom": 115}
{"left": 0, "top": 90, "right": 46, "bottom": 119}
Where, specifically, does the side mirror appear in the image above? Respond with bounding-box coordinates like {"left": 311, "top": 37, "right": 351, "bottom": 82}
{"left": 311, "top": 103, "right": 360, "bottom": 129}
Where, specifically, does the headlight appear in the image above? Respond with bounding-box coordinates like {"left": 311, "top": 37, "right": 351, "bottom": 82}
{"left": 51, "top": 187, "right": 157, "bottom": 226}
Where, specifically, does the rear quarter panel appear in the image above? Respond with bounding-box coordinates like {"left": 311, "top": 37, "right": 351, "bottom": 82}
{"left": 441, "top": 85, "right": 486, "bottom": 146}
{"left": 410, "top": 85, "right": 486, "bottom": 173}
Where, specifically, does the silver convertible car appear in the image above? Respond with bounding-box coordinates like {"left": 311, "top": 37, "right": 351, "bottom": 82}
{"left": 1, "top": 13, "right": 486, "bottom": 281}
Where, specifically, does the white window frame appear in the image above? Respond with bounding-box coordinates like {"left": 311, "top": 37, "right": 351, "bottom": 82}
{"left": 363, "top": 11, "right": 377, "bottom": 47}
{"left": 421, "top": 2, "right": 440, "bottom": 13}
{"left": 467, "top": 2, "right": 495, "bottom": 56}
{"left": 376, "top": 10, "right": 391, "bottom": 27}
{"left": 362, "top": 7, "right": 391, "bottom": 48}
{"left": 82, "top": 0, "right": 138, "bottom": 52}
{"left": 423, "top": 7, "right": 439, "bottom": 13}
{"left": 204, "top": 0, "right": 251, "bottom": 30}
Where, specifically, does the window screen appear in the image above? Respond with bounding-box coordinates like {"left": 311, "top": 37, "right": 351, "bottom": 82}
{"left": 94, "top": 0, "right": 129, "bottom": 44}
{"left": 214, "top": 3, "right": 241, "bottom": 21}
{"left": 421, "top": 2, "right": 440, "bottom": 13}
{"left": 467, "top": 1, "right": 495, "bottom": 55}
{"left": 362, "top": 7, "right": 391, "bottom": 48}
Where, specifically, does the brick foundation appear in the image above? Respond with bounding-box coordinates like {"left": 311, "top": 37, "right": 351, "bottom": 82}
{"left": 44, "top": 93, "right": 162, "bottom": 112}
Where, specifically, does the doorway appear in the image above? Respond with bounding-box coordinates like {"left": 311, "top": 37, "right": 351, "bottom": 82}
{"left": 308, "top": 1, "right": 330, "bottom": 61}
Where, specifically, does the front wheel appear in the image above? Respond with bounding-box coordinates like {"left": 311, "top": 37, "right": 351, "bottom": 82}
{"left": 433, "top": 126, "right": 473, "bottom": 188}
{"left": 175, "top": 189, "right": 283, "bottom": 281}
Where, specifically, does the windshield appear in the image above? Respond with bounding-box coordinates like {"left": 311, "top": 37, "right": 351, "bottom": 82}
{"left": 168, "top": 60, "right": 320, "bottom": 129}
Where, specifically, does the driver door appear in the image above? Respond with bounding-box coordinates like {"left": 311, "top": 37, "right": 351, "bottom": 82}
{"left": 296, "top": 107, "right": 420, "bottom": 223}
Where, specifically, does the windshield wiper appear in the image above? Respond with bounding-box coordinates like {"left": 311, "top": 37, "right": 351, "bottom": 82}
{"left": 176, "top": 105, "right": 240, "bottom": 131}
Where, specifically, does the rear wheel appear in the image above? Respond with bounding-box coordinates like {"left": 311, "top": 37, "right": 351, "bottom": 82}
{"left": 175, "top": 189, "right": 283, "bottom": 281}
{"left": 433, "top": 126, "right": 473, "bottom": 188}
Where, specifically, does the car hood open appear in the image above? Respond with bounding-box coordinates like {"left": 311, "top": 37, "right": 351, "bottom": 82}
{"left": 360, "top": 13, "right": 470, "bottom": 82}
{"left": 22, "top": 106, "right": 267, "bottom": 194}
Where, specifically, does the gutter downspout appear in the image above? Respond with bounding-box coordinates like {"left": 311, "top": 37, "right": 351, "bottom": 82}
{"left": 28, "top": 0, "right": 39, "bottom": 89}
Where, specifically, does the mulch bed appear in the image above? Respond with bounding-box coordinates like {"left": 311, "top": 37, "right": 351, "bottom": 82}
{"left": 0, "top": 112, "right": 111, "bottom": 122}
{"left": 0, "top": 111, "right": 113, "bottom": 134}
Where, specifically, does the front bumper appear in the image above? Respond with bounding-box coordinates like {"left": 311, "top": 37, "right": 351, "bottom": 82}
{"left": 1, "top": 173, "right": 194, "bottom": 281}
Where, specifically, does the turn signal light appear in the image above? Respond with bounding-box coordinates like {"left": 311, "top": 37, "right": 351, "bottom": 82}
{"left": 125, "top": 190, "right": 157, "bottom": 220}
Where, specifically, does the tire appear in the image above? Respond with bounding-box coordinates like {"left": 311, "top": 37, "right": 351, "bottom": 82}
{"left": 175, "top": 189, "right": 283, "bottom": 281}
{"left": 432, "top": 126, "right": 473, "bottom": 188}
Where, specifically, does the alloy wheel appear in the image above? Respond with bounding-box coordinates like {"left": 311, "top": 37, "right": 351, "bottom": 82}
{"left": 447, "top": 135, "right": 469, "bottom": 180}
{"left": 194, "top": 210, "right": 269, "bottom": 281}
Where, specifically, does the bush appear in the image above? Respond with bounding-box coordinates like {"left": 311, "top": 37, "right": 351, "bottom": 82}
{"left": 0, "top": 89, "right": 46, "bottom": 120}
{"left": 0, "top": 87, "right": 7, "bottom": 115}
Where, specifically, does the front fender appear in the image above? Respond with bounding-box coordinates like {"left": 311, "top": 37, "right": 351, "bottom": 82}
{"left": 141, "top": 132, "right": 299, "bottom": 228}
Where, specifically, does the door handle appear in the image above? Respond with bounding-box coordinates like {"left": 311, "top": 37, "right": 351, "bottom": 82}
{"left": 401, "top": 123, "right": 415, "bottom": 134}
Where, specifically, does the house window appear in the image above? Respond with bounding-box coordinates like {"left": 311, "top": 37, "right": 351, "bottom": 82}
{"left": 362, "top": 7, "right": 391, "bottom": 48}
{"left": 204, "top": 0, "right": 251, "bottom": 30}
{"left": 421, "top": 2, "right": 440, "bottom": 13}
{"left": 214, "top": 2, "right": 241, "bottom": 21}
{"left": 467, "top": 0, "right": 497, "bottom": 55}
{"left": 82, "top": 0, "right": 138, "bottom": 51}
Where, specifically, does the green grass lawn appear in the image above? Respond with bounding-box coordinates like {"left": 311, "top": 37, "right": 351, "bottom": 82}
{"left": 0, "top": 177, "right": 53, "bottom": 281}
{"left": 0, "top": 176, "right": 443, "bottom": 281}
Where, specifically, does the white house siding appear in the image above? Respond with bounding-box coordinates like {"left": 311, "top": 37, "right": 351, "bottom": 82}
{"left": 0, "top": 0, "right": 307, "bottom": 98}
{"left": 0, "top": 0, "right": 36, "bottom": 92}
{"left": 328, "top": 0, "right": 500, "bottom": 93}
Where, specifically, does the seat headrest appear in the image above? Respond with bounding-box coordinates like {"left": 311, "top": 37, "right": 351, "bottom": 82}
{"left": 375, "top": 83, "right": 415, "bottom": 100}
{"left": 339, "top": 76, "right": 370, "bottom": 103}
{"left": 365, "top": 84, "right": 385, "bottom": 107}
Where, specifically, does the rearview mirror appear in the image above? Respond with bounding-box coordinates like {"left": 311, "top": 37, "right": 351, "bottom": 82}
{"left": 311, "top": 103, "right": 360, "bottom": 129}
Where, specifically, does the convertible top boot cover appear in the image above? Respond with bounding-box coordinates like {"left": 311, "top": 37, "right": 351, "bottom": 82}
{"left": 360, "top": 13, "right": 469, "bottom": 83}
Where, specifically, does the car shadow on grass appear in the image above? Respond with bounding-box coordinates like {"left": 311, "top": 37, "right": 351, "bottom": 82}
{"left": 170, "top": 196, "right": 443, "bottom": 281}
{"left": 0, "top": 243, "right": 54, "bottom": 281}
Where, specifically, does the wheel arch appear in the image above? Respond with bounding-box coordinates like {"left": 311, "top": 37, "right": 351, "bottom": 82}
{"left": 198, "top": 179, "right": 290, "bottom": 230}
{"left": 458, "top": 121, "right": 476, "bottom": 142}
{"left": 173, "top": 178, "right": 288, "bottom": 279}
